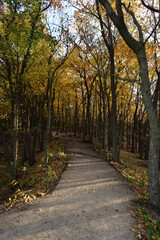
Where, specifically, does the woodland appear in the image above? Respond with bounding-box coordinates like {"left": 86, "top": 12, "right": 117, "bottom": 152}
{"left": 0, "top": 0, "right": 160, "bottom": 238}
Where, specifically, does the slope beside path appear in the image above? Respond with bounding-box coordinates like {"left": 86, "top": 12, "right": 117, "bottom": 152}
{"left": 0, "top": 136, "right": 136, "bottom": 240}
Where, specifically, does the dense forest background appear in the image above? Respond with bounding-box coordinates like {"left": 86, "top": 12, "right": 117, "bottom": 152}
{"left": 0, "top": 0, "right": 160, "bottom": 215}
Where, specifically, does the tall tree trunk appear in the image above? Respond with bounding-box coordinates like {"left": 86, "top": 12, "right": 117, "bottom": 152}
{"left": 74, "top": 90, "right": 78, "bottom": 136}
{"left": 98, "top": 93, "right": 102, "bottom": 142}
{"left": 68, "top": 94, "right": 71, "bottom": 132}
{"left": 56, "top": 92, "right": 60, "bottom": 135}
{"left": 91, "top": 96, "right": 95, "bottom": 142}
{"left": 103, "top": 75, "right": 109, "bottom": 159}
{"left": 139, "top": 117, "right": 144, "bottom": 159}
{"left": 12, "top": 103, "right": 19, "bottom": 178}
{"left": 131, "top": 91, "right": 139, "bottom": 153}
{"left": 95, "top": 85, "right": 98, "bottom": 150}
{"left": 110, "top": 51, "right": 119, "bottom": 162}
{"left": 61, "top": 103, "right": 64, "bottom": 132}
{"left": 137, "top": 49, "right": 160, "bottom": 209}
{"left": 107, "top": 94, "right": 112, "bottom": 151}
{"left": 81, "top": 83, "right": 86, "bottom": 141}
{"left": 86, "top": 95, "right": 91, "bottom": 142}
{"left": 32, "top": 104, "right": 42, "bottom": 166}
{"left": 45, "top": 83, "right": 52, "bottom": 168}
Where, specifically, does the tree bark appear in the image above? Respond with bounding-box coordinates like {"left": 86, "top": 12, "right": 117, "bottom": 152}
{"left": 95, "top": 83, "right": 98, "bottom": 150}
{"left": 110, "top": 52, "right": 119, "bottom": 162}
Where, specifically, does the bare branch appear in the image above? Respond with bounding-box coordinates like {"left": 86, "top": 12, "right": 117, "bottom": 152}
{"left": 141, "top": 0, "right": 160, "bottom": 13}
{"left": 40, "top": 1, "right": 53, "bottom": 13}
{"left": 122, "top": 3, "right": 144, "bottom": 43}
{"left": 144, "top": 18, "right": 160, "bottom": 44}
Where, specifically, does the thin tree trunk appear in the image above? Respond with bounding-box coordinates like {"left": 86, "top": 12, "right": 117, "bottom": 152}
{"left": 95, "top": 85, "right": 98, "bottom": 150}
{"left": 110, "top": 52, "right": 119, "bottom": 162}
{"left": 98, "top": 93, "right": 102, "bottom": 142}
{"left": 56, "top": 92, "right": 60, "bottom": 135}
{"left": 12, "top": 103, "right": 18, "bottom": 178}
{"left": 45, "top": 82, "right": 52, "bottom": 168}
{"left": 103, "top": 75, "right": 109, "bottom": 159}
{"left": 74, "top": 90, "right": 78, "bottom": 136}
{"left": 131, "top": 91, "right": 139, "bottom": 153}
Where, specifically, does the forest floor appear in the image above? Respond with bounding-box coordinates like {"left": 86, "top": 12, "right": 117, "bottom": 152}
{"left": 0, "top": 136, "right": 69, "bottom": 212}
{"left": 0, "top": 135, "right": 136, "bottom": 240}
{"left": 110, "top": 151, "right": 160, "bottom": 239}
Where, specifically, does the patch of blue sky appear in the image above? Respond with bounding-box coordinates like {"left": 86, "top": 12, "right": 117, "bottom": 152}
{"left": 46, "top": 1, "right": 75, "bottom": 38}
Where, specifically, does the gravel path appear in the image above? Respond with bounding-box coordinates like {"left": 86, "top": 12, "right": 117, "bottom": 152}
{"left": 0, "top": 136, "right": 136, "bottom": 240}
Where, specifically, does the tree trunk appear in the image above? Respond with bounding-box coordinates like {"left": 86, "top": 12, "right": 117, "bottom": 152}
{"left": 86, "top": 95, "right": 92, "bottom": 142}
{"left": 81, "top": 83, "right": 86, "bottom": 142}
{"left": 32, "top": 104, "right": 42, "bottom": 166}
{"left": 95, "top": 85, "right": 98, "bottom": 150}
{"left": 56, "top": 93, "right": 60, "bottom": 135}
{"left": 12, "top": 103, "right": 19, "bottom": 178}
{"left": 45, "top": 83, "right": 52, "bottom": 168}
{"left": 98, "top": 93, "right": 102, "bottom": 142}
{"left": 131, "top": 91, "right": 139, "bottom": 153}
{"left": 74, "top": 90, "right": 78, "bottom": 136}
{"left": 110, "top": 51, "right": 119, "bottom": 162}
{"left": 103, "top": 76, "right": 109, "bottom": 159}
{"left": 137, "top": 49, "right": 160, "bottom": 209}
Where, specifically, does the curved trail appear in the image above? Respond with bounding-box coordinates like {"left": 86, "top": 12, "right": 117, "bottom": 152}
{"left": 0, "top": 136, "right": 136, "bottom": 240}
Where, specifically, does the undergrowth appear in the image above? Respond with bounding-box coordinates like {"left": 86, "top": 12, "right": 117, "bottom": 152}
{"left": 134, "top": 204, "right": 160, "bottom": 240}
{"left": 111, "top": 150, "right": 160, "bottom": 240}
{"left": 0, "top": 139, "right": 69, "bottom": 212}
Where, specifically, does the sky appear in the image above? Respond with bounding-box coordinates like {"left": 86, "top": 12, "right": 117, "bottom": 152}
{"left": 46, "top": 1, "right": 75, "bottom": 38}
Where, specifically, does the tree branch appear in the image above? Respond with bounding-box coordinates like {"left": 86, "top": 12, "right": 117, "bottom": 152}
{"left": 144, "top": 18, "right": 160, "bottom": 44}
{"left": 98, "top": 0, "right": 142, "bottom": 54}
{"left": 40, "top": 1, "right": 53, "bottom": 13}
{"left": 141, "top": 0, "right": 160, "bottom": 13}
{"left": 122, "top": 3, "right": 144, "bottom": 43}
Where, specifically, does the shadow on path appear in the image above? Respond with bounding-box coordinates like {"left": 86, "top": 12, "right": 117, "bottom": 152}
{"left": 0, "top": 135, "right": 137, "bottom": 240}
